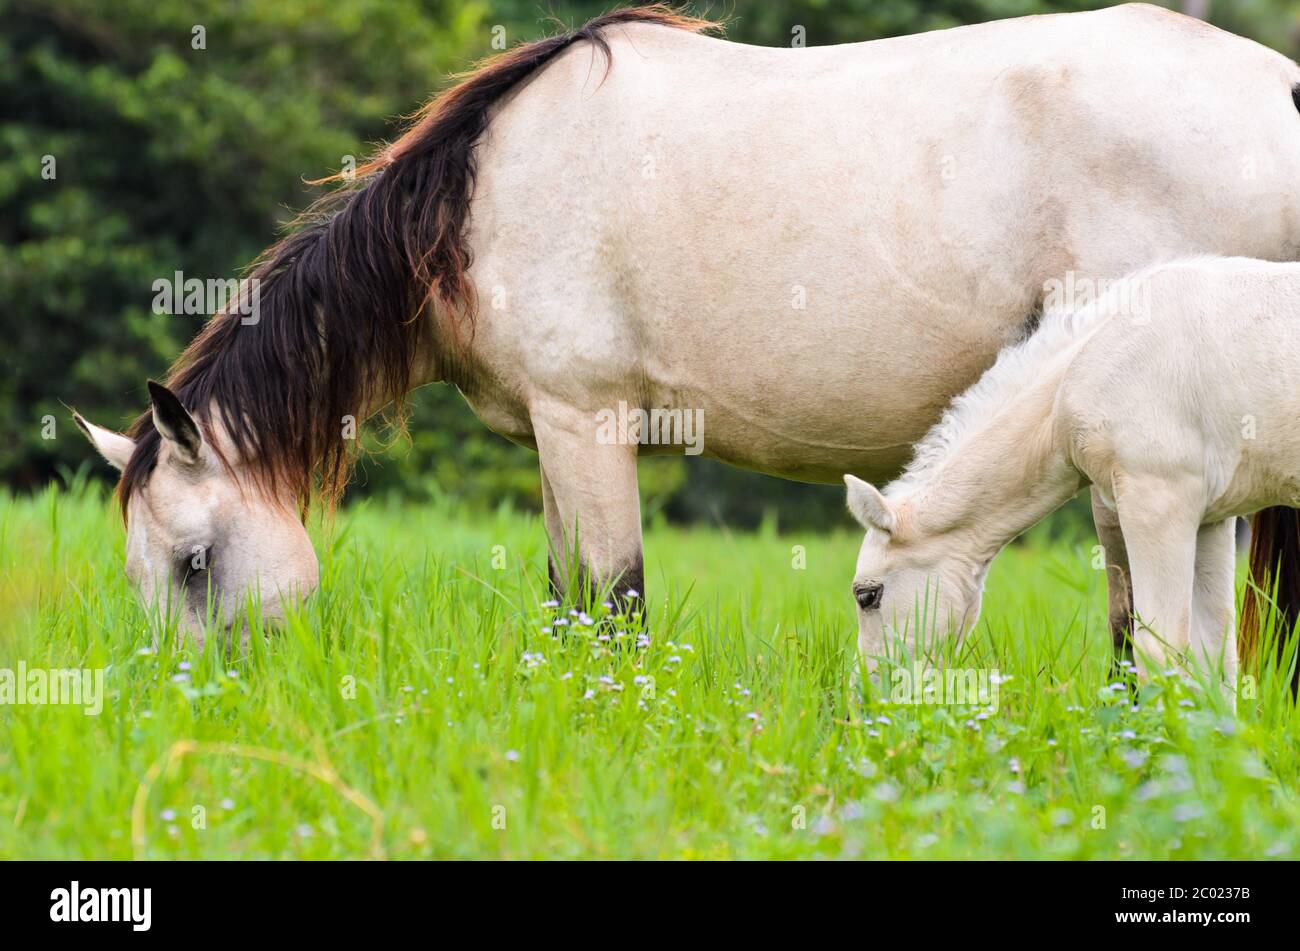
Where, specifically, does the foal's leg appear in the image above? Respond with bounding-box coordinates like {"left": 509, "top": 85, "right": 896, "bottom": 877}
{"left": 1114, "top": 474, "right": 1201, "bottom": 676}
{"left": 1190, "top": 518, "right": 1238, "bottom": 699}
{"left": 1091, "top": 486, "right": 1135, "bottom": 671}
{"left": 534, "top": 407, "right": 644, "bottom": 606}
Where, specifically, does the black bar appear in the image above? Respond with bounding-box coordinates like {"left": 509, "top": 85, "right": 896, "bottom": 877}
{"left": 0, "top": 860, "right": 1287, "bottom": 938}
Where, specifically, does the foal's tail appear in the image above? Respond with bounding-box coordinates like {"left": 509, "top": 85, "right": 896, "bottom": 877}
{"left": 1240, "top": 508, "right": 1300, "bottom": 695}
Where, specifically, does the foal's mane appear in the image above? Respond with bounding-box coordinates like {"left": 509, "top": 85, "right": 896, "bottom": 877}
{"left": 888, "top": 261, "right": 1194, "bottom": 497}
{"left": 118, "top": 5, "right": 719, "bottom": 517}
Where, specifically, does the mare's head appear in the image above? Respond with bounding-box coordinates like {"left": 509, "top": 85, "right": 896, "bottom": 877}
{"left": 843, "top": 475, "right": 990, "bottom": 666}
{"left": 67, "top": 46, "right": 450, "bottom": 646}
{"left": 75, "top": 382, "right": 318, "bottom": 646}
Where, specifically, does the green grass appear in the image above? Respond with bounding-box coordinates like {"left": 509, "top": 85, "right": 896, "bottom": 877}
{"left": 1, "top": 481, "right": 1297, "bottom": 859}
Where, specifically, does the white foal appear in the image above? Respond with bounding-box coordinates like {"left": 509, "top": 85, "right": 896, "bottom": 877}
{"left": 845, "top": 256, "right": 1300, "bottom": 689}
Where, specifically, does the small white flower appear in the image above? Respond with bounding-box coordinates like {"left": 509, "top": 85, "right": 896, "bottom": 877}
{"left": 1173, "top": 803, "right": 1203, "bottom": 822}
{"left": 873, "top": 782, "right": 899, "bottom": 803}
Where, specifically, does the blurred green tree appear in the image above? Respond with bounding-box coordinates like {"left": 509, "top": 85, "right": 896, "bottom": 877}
{"left": 0, "top": 0, "right": 485, "bottom": 484}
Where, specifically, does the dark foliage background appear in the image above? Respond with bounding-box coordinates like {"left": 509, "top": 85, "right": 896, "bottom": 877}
{"left": 3, "top": 0, "right": 1297, "bottom": 531}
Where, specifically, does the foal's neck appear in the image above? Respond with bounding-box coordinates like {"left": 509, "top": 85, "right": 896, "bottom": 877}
{"left": 901, "top": 356, "right": 1084, "bottom": 561}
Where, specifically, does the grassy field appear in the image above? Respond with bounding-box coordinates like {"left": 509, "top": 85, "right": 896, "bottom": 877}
{"left": 1, "top": 480, "right": 1298, "bottom": 860}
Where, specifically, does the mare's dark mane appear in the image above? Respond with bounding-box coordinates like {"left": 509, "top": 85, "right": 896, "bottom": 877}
{"left": 118, "top": 5, "right": 718, "bottom": 516}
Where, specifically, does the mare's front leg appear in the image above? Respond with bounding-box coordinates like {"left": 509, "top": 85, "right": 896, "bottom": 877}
{"left": 1091, "top": 486, "right": 1135, "bottom": 672}
{"left": 1114, "top": 473, "right": 1201, "bottom": 677}
{"left": 1191, "top": 518, "right": 1238, "bottom": 701}
{"left": 534, "top": 404, "right": 644, "bottom": 607}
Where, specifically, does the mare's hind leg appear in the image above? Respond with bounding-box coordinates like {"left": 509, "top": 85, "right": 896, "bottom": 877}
{"left": 1091, "top": 486, "right": 1134, "bottom": 672}
{"left": 1114, "top": 473, "right": 1201, "bottom": 676}
{"left": 534, "top": 405, "right": 644, "bottom": 607}
{"left": 1191, "top": 518, "right": 1238, "bottom": 700}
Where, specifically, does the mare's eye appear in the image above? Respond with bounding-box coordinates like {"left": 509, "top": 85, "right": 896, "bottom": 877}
{"left": 854, "top": 582, "right": 884, "bottom": 610}
{"left": 179, "top": 546, "right": 213, "bottom": 587}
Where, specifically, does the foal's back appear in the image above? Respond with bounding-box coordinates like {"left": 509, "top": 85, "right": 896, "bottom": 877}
{"left": 1062, "top": 258, "right": 1300, "bottom": 518}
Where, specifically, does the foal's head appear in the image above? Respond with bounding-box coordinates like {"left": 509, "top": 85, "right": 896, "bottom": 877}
{"left": 844, "top": 475, "right": 989, "bottom": 665}
{"left": 75, "top": 382, "right": 318, "bottom": 646}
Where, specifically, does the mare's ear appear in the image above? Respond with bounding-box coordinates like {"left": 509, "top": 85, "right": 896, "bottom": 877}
{"left": 147, "top": 380, "right": 202, "bottom": 466}
{"left": 844, "top": 474, "right": 896, "bottom": 533}
{"left": 72, "top": 413, "right": 136, "bottom": 471}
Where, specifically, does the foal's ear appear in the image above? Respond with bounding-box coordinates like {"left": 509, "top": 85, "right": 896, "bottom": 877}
{"left": 147, "top": 380, "right": 202, "bottom": 466}
{"left": 844, "top": 474, "right": 896, "bottom": 533}
{"left": 73, "top": 413, "right": 136, "bottom": 472}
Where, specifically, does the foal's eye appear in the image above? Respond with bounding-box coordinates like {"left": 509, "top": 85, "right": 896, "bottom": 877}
{"left": 854, "top": 582, "right": 884, "bottom": 610}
